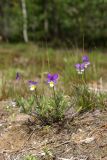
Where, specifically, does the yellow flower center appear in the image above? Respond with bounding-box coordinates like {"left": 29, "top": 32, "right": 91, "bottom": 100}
{"left": 30, "top": 85, "right": 36, "bottom": 91}
{"left": 49, "top": 81, "right": 54, "bottom": 87}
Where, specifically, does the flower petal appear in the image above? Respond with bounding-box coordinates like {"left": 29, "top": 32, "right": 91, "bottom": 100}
{"left": 30, "top": 85, "right": 36, "bottom": 91}
{"left": 81, "top": 63, "right": 85, "bottom": 70}
{"left": 16, "top": 72, "right": 20, "bottom": 80}
{"left": 28, "top": 80, "right": 38, "bottom": 85}
{"left": 53, "top": 74, "right": 58, "bottom": 80}
{"left": 82, "top": 55, "right": 89, "bottom": 62}
{"left": 49, "top": 81, "right": 54, "bottom": 87}
{"left": 75, "top": 64, "right": 80, "bottom": 69}
{"left": 47, "top": 73, "right": 52, "bottom": 80}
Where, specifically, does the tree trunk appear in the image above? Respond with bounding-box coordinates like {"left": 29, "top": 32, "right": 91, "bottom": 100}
{"left": 0, "top": 1, "right": 4, "bottom": 40}
{"left": 21, "top": 0, "right": 28, "bottom": 43}
{"left": 0, "top": 0, "right": 9, "bottom": 42}
{"left": 44, "top": 0, "right": 49, "bottom": 40}
{"left": 51, "top": 0, "right": 59, "bottom": 38}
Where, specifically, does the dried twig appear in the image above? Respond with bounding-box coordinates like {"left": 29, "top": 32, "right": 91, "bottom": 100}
{"left": 54, "top": 140, "right": 71, "bottom": 148}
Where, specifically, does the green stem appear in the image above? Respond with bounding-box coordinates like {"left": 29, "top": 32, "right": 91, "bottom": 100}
{"left": 84, "top": 70, "right": 87, "bottom": 84}
{"left": 34, "top": 88, "right": 40, "bottom": 108}
{"left": 53, "top": 86, "right": 59, "bottom": 117}
{"left": 22, "top": 77, "right": 27, "bottom": 94}
{"left": 82, "top": 71, "right": 86, "bottom": 86}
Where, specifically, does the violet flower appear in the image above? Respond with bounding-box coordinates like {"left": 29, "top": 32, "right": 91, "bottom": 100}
{"left": 82, "top": 55, "right": 90, "bottom": 68}
{"left": 75, "top": 63, "right": 85, "bottom": 74}
{"left": 82, "top": 55, "right": 89, "bottom": 62}
{"left": 47, "top": 73, "right": 58, "bottom": 87}
{"left": 16, "top": 72, "right": 20, "bottom": 80}
{"left": 28, "top": 80, "right": 38, "bottom": 91}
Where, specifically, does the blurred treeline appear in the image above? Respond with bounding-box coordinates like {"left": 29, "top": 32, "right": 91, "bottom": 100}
{"left": 0, "top": 0, "right": 107, "bottom": 47}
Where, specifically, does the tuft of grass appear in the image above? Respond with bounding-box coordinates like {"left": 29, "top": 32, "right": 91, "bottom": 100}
{"left": 34, "top": 91, "right": 70, "bottom": 124}
{"left": 16, "top": 95, "right": 35, "bottom": 113}
{"left": 0, "top": 74, "right": 29, "bottom": 100}
{"left": 23, "top": 155, "right": 38, "bottom": 160}
{"left": 16, "top": 89, "right": 70, "bottom": 124}
{"left": 72, "top": 84, "right": 107, "bottom": 112}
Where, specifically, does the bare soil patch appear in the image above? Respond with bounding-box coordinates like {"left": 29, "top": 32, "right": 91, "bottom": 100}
{"left": 0, "top": 101, "right": 107, "bottom": 160}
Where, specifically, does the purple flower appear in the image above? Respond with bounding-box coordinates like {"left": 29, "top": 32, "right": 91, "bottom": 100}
{"left": 75, "top": 63, "right": 85, "bottom": 74}
{"left": 28, "top": 80, "right": 38, "bottom": 91}
{"left": 47, "top": 73, "right": 58, "bottom": 87}
{"left": 82, "top": 55, "right": 89, "bottom": 62}
{"left": 16, "top": 72, "right": 20, "bottom": 80}
{"left": 82, "top": 55, "right": 90, "bottom": 68}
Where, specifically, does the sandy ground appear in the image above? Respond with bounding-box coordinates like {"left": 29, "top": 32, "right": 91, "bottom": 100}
{"left": 0, "top": 100, "right": 107, "bottom": 160}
